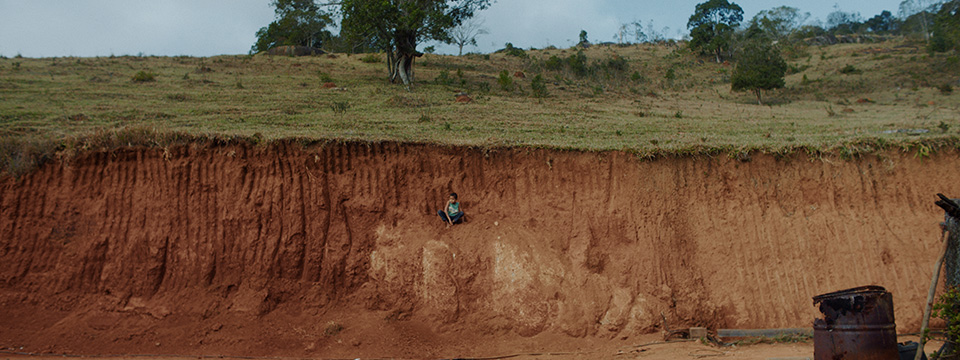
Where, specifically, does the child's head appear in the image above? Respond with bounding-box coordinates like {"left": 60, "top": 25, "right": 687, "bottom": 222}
{"left": 449, "top": 192, "right": 458, "bottom": 201}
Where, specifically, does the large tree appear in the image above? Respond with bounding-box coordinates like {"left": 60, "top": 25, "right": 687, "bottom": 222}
{"left": 899, "top": 0, "right": 943, "bottom": 43}
{"left": 450, "top": 18, "right": 488, "bottom": 56}
{"left": 731, "top": 42, "right": 786, "bottom": 105}
{"left": 687, "top": 0, "right": 743, "bottom": 63}
{"left": 930, "top": 0, "right": 960, "bottom": 51}
{"left": 338, "top": 0, "right": 491, "bottom": 86}
{"left": 748, "top": 6, "right": 809, "bottom": 42}
{"left": 864, "top": 10, "right": 898, "bottom": 33}
{"left": 252, "top": 0, "right": 332, "bottom": 54}
{"left": 826, "top": 8, "right": 864, "bottom": 34}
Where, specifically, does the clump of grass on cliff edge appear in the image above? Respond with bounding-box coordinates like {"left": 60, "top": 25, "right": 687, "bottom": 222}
{"left": 0, "top": 132, "right": 60, "bottom": 177}
{"left": 0, "top": 126, "right": 259, "bottom": 178}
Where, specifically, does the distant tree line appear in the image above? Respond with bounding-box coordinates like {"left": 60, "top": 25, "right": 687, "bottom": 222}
{"left": 676, "top": 0, "right": 959, "bottom": 103}
{"left": 251, "top": 0, "right": 959, "bottom": 89}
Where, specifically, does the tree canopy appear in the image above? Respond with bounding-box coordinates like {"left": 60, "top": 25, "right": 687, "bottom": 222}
{"left": 450, "top": 18, "right": 488, "bottom": 56}
{"left": 687, "top": 0, "right": 744, "bottom": 63}
{"left": 826, "top": 8, "right": 864, "bottom": 34}
{"left": 731, "top": 42, "right": 786, "bottom": 105}
{"left": 252, "top": 0, "right": 332, "bottom": 54}
{"left": 864, "top": 10, "right": 898, "bottom": 33}
{"left": 338, "top": 0, "right": 491, "bottom": 86}
{"left": 748, "top": 6, "right": 809, "bottom": 42}
{"left": 930, "top": 0, "right": 960, "bottom": 51}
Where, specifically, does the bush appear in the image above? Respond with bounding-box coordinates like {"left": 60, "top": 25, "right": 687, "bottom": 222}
{"left": 502, "top": 43, "right": 527, "bottom": 58}
{"left": 330, "top": 101, "right": 350, "bottom": 117}
{"left": 731, "top": 42, "right": 786, "bottom": 105}
{"left": 939, "top": 83, "right": 954, "bottom": 95}
{"left": 131, "top": 71, "right": 156, "bottom": 82}
{"left": 318, "top": 72, "right": 334, "bottom": 83}
{"left": 435, "top": 70, "right": 453, "bottom": 86}
{"left": 477, "top": 82, "right": 491, "bottom": 93}
{"left": 787, "top": 64, "right": 811, "bottom": 75}
{"left": 839, "top": 65, "right": 861, "bottom": 75}
{"left": 665, "top": 68, "right": 677, "bottom": 81}
{"left": 600, "top": 56, "right": 628, "bottom": 72}
{"left": 0, "top": 135, "right": 59, "bottom": 177}
{"left": 566, "top": 50, "right": 589, "bottom": 77}
{"left": 934, "top": 286, "right": 960, "bottom": 358}
{"left": 497, "top": 70, "right": 514, "bottom": 91}
{"left": 531, "top": 74, "right": 548, "bottom": 98}
{"left": 544, "top": 55, "right": 564, "bottom": 71}
{"left": 360, "top": 53, "right": 381, "bottom": 63}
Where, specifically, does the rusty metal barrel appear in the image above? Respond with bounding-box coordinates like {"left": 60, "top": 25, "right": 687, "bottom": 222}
{"left": 813, "top": 285, "right": 898, "bottom": 360}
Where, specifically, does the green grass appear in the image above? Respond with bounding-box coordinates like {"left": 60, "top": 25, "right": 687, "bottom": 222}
{"left": 0, "top": 40, "right": 958, "bottom": 175}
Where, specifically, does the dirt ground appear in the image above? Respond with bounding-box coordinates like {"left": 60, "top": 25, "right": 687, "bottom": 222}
{"left": 0, "top": 337, "right": 945, "bottom": 359}
{"left": 1, "top": 142, "right": 957, "bottom": 357}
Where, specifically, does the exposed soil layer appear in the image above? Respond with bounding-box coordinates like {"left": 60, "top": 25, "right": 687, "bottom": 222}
{"left": 0, "top": 142, "right": 954, "bottom": 358}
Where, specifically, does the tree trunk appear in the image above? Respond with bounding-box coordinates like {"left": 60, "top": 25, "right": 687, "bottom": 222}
{"left": 395, "top": 54, "right": 415, "bottom": 86}
{"left": 389, "top": 31, "right": 421, "bottom": 87}
{"left": 387, "top": 51, "right": 398, "bottom": 82}
{"left": 755, "top": 88, "right": 763, "bottom": 105}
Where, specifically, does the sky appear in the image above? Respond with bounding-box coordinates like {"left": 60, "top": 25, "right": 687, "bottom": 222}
{"left": 0, "top": 0, "right": 907, "bottom": 58}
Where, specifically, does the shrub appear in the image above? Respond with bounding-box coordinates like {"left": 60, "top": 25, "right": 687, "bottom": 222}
{"left": 544, "top": 55, "right": 564, "bottom": 71}
{"left": 360, "top": 53, "right": 381, "bottom": 63}
{"left": 601, "top": 56, "right": 628, "bottom": 72}
{"left": 933, "top": 286, "right": 960, "bottom": 358}
{"left": 531, "top": 74, "right": 548, "bottom": 98}
{"left": 731, "top": 42, "right": 786, "bottom": 105}
{"left": 434, "top": 70, "right": 453, "bottom": 86}
{"left": 502, "top": 43, "right": 527, "bottom": 58}
{"left": 477, "top": 82, "right": 491, "bottom": 93}
{"left": 131, "top": 71, "right": 156, "bottom": 82}
{"left": 787, "top": 64, "right": 810, "bottom": 75}
{"left": 318, "top": 71, "right": 334, "bottom": 83}
{"left": 839, "top": 65, "right": 861, "bottom": 75}
{"left": 0, "top": 134, "right": 59, "bottom": 177}
{"left": 939, "top": 83, "right": 954, "bottom": 95}
{"left": 497, "top": 70, "right": 514, "bottom": 91}
{"left": 566, "top": 50, "right": 589, "bottom": 77}
{"left": 330, "top": 101, "right": 350, "bottom": 117}
{"left": 665, "top": 68, "right": 677, "bottom": 81}
{"left": 166, "top": 93, "right": 190, "bottom": 102}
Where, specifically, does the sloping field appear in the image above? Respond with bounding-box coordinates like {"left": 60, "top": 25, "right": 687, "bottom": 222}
{"left": 0, "top": 141, "right": 953, "bottom": 357}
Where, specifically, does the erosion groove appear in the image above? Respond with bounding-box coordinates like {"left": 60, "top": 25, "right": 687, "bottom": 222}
{"left": 0, "top": 141, "right": 954, "bottom": 357}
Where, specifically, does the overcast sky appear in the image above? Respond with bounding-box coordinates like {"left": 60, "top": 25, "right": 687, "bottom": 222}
{"left": 0, "top": 0, "right": 906, "bottom": 58}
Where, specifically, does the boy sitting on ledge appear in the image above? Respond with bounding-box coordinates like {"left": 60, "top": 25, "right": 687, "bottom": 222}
{"left": 438, "top": 192, "right": 464, "bottom": 228}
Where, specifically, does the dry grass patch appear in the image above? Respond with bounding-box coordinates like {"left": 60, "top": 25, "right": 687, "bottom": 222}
{"left": 0, "top": 40, "right": 958, "bottom": 175}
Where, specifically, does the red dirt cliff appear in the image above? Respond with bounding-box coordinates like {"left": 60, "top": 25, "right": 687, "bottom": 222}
{"left": 0, "top": 142, "right": 953, "bottom": 357}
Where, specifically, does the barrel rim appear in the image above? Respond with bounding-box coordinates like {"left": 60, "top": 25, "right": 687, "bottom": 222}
{"left": 813, "top": 285, "right": 888, "bottom": 303}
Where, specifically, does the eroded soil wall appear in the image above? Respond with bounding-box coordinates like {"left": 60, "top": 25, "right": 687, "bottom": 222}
{"left": 0, "top": 142, "right": 953, "bottom": 357}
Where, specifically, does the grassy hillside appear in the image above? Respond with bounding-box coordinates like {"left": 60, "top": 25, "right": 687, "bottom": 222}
{"left": 0, "top": 38, "right": 958, "bottom": 174}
